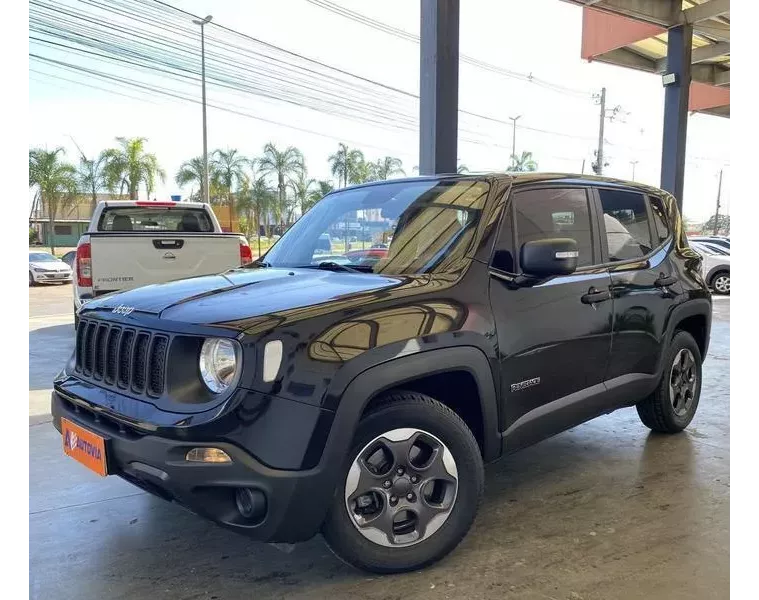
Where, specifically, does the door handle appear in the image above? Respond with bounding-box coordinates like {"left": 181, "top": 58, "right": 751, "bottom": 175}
{"left": 581, "top": 287, "right": 611, "bottom": 305}
{"left": 153, "top": 239, "right": 185, "bottom": 250}
{"left": 654, "top": 275, "right": 678, "bottom": 287}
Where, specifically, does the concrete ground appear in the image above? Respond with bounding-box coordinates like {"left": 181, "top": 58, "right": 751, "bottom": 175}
{"left": 29, "top": 284, "right": 730, "bottom": 600}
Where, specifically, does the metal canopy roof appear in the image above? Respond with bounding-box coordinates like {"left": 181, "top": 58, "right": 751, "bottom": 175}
{"left": 566, "top": 0, "right": 730, "bottom": 117}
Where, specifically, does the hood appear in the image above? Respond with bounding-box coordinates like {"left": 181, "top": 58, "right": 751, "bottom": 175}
{"left": 30, "top": 261, "right": 70, "bottom": 271}
{"left": 82, "top": 267, "right": 405, "bottom": 326}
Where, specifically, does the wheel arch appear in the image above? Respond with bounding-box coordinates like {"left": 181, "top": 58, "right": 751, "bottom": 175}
{"left": 328, "top": 346, "right": 501, "bottom": 465}
{"left": 665, "top": 299, "right": 712, "bottom": 363}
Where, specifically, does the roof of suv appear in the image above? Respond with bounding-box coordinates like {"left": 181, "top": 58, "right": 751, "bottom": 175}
{"left": 343, "top": 172, "right": 672, "bottom": 199}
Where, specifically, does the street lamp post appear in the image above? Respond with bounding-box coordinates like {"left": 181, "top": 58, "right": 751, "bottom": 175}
{"left": 508, "top": 115, "right": 521, "bottom": 168}
{"left": 192, "top": 15, "right": 213, "bottom": 204}
{"left": 630, "top": 160, "right": 639, "bottom": 181}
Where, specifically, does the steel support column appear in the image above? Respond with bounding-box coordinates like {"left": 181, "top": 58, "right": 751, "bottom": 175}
{"left": 660, "top": 23, "right": 692, "bottom": 211}
{"left": 419, "top": 0, "right": 459, "bottom": 175}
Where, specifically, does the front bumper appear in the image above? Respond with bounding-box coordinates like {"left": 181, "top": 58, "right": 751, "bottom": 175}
{"left": 33, "top": 271, "right": 72, "bottom": 283}
{"left": 51, "top": 391, "right": 336, "bottom": 543}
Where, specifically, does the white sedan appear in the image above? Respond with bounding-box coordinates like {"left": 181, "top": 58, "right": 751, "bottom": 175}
{"left": 29, "top": 251, "right": 73, "bottom": 286}
{"left": 690, "top": 242, "right": 730, "bottom": 295}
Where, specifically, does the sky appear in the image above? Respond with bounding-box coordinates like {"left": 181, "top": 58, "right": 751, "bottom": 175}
{"left": 28, "top": 0, "right": 730, "bottom": 222}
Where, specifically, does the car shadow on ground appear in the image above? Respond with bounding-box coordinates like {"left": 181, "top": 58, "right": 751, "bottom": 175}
{"left": 73, "top": 410, "right": 710, "bottom": 598}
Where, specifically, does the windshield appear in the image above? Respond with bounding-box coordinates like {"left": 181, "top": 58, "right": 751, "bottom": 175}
{"left": 261, "top": 178, "right": 490, "bottom": 275}
{"left": 29, "top": 253, "right": 58, "bottom": 262}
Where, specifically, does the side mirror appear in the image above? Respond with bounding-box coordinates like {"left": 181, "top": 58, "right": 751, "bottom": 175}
{"left": 520, "top": 238, "right": 578, "bottom": 277}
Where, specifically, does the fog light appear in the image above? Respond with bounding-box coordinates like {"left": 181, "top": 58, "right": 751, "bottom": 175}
{"left": 235, "top": 487, "right": 267, "bottom": 520}
{"left": 185, "top": 447, "right": 232, "bottom": 463}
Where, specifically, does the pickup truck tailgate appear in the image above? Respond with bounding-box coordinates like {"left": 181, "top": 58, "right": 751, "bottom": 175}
{"left": 90, "top": 235, "right": 240, "bottom": 293}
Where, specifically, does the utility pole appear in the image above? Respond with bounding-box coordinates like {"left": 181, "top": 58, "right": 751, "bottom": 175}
{"left": 630, "top": 160, "right": 638, "bottom": 181}
{"left": 509, "top": 115, "right": 521, "bottom": 167}
{"left": 581, "top": 158, "right": 586, "bottom": 174}
{"left": 595, "top": 87, "right": 606, "bottom": 175}
{"left": 192, "top": 15, "right": 213, "bottom": 204}
{"left": 712, "top": 168, "right": 723, "bottom": 236}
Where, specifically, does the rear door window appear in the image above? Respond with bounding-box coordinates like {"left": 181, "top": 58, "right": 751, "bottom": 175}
{"left": 598, "top": 189, "right": 653, "bottom": 261}
{"left": 648, "top": 196, "right": 671, "bottom": 245}
{"left": 98, "top": 207, "right": 214, "bottom": 233}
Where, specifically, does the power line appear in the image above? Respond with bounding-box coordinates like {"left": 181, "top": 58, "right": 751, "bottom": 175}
{"left": 30, "top": 0, "right": 602, "bottom": 146}
{"left": 303, "top": 0, "right": 593, "bottom": 98}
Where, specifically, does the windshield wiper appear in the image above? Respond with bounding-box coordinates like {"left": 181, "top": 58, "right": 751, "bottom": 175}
{"left": 241, "top": 260, "right": 271, "bottom": 268}
{"left": 314, "top": 261, "right": 363, "bottom": 273}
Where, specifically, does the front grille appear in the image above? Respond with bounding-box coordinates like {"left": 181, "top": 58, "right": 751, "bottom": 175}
{"left": 76, "top": 319, "right": 169, "bottom": 397}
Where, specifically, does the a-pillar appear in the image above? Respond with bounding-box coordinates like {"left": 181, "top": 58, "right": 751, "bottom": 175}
{"left": 419, "top": 0, "right": 459, "bottom": 175}
{"left": 660, "top": 23, "right": 693, "bottom": 212}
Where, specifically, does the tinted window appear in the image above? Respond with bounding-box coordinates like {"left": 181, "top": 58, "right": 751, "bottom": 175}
{"left": 98, "top": 207, "right": 214, "bottom": 232}
{"left": 649, "top": 196, "right": 670, "bottom": 245}
{"left": 514, "top": 188, "right": 594, "bottom": 268}
{"left": 599, "top": 189, "right": 653, "bottom": 261}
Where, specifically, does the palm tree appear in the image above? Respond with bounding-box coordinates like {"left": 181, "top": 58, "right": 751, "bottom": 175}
{"left": 238, "top": 175, "right": 276, "bottom": 257}
{"left": 257, "top": 143, "right": 304, "bottom": 230}
{"left": 102, "top": 137, "right": 165, "bottom": 200}
{"left": 75, "top": 151, "right": 109, "bottom": 212}
{"left": 368, "top": 156, "right": 405, "bottom": 181}
{"left": 289, "top": 170, "right": 317, "bottom": 217}
{"left": 29, "top": 148, "right": 78, "bottom": 254}
{"left": 308, "top": 180, "right": 334, "bottom": 209}
{"left": 508, "top": 151, "right": 538, "bottom": 172}
{"left": 175, "top": 156, "right": 207, "bottom": 201}
{"left": 328, "top": 143, "right": 366, "bottom": 187}
{"left": 211, "top": 148, "right": 249, "bottom": 230}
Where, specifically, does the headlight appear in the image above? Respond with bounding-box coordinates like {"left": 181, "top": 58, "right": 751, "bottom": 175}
{"left": 199, "top": 338, "right": 240, "bottom": 393}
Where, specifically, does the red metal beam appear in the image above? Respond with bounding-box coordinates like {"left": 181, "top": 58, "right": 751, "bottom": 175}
{"left": 581, "top": 7, "right": 666, "bottom": 60}
{"left": 689, "top": 81, "right": 730, "bottom": 111}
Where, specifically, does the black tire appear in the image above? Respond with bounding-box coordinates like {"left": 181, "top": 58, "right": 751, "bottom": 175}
{"left": 322, "top": 391, "right": 484, "bottom": 574}
{"left": 637, "top": 330, "right": 702, "bottom": 433}
{"left": 29, "top": 271, "right": 35, "bottom": 287}
{"left": 74, "top": 311, "right": 79, "bottom": 331}
{"left": 710, "top": 270, "right": 730, "bottom": 295}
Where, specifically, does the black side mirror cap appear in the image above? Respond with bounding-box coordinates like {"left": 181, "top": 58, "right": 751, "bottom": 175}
{"left": 520, "top": 238, "right": 578, "bottom": 277}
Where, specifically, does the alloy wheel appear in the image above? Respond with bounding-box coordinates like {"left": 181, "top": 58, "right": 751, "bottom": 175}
{"left": 344, "top": 428, "right": 458, "bottom": 547}
{"left": 669, "top": 348, "right": 698, "bottom": 417}
{"left": 713, "top": 275, "right": 730, "bottom": 294}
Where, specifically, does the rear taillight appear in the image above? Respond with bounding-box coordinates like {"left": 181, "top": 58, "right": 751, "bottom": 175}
{"left": 240, "top": 241, "right": 253, "bottom": 265}
{"left": 76, "top": 242, "right": 92, "bottom": 287}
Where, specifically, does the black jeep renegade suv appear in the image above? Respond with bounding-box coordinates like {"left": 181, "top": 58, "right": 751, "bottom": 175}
{"left": 52, "top": 173, "right": 711, "bottom": 573}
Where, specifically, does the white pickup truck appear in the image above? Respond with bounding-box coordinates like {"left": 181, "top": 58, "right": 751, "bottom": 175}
{"left": 72, "top": 201, "right": 252, "bottom": 324}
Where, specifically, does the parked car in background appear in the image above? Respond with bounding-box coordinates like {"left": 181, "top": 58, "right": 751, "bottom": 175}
{"left": 689, "top": 235, "right": 730, "bottom": 252}
{"left": 314, "top": 233, "right": 332, "bottom": 254}
{"left": 690, "top": 241, "right": 730, "bottom": 294}
{"left": 72, "top": 201, "right": 252, "bottom": 326}
{"left": 29, "top": 251, "right": 72, "bottom": 286}
{"left": 60, "top": 250, "right": 76, "bottom": 268}
{"left": 343, "top": 247, "right": 388, "bottom": 267}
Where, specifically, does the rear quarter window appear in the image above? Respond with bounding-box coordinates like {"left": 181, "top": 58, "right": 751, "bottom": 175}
{"left": 98, "top": 207, "right": 214, "bottom": 233}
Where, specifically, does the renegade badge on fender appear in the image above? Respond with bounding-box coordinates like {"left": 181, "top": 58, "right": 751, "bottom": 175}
{"left": 52, "top": 173, "right": 711, "bottom": 573}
